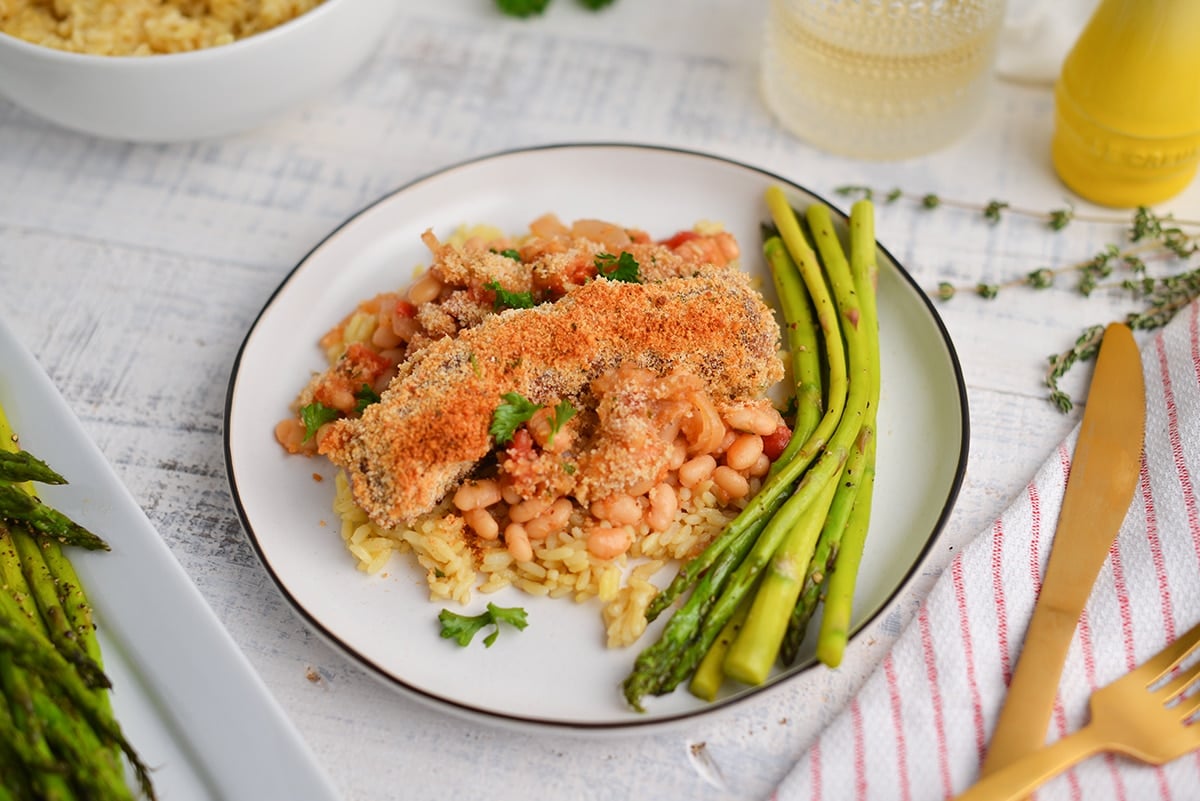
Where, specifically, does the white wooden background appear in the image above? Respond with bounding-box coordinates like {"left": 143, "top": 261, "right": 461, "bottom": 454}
{"left": 2, "top": 2, "right": 1198, "bottom": 799}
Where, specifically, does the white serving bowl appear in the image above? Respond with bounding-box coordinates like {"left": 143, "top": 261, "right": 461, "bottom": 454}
{"left": 0, "top": 0, "right": 397, "bottom": 142}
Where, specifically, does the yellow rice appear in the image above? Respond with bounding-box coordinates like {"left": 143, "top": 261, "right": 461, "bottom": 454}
{"left": 333, "top": 471, "right": 746, "bottom": 648}
{"left": 0, "top": 0, "right": 324, "bottom": 56}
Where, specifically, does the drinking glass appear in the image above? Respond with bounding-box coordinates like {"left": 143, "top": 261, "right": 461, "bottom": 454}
{"left": 761, "top": 0, "right": 1008, "bottom": 160}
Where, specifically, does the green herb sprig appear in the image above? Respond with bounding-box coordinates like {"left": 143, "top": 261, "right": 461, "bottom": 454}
{"left": 300, "top": 401, "right": 340, "bottom": 442}
{"left": 485, "top": 280, "right": 536, "bottom": 311}
{"left": 489, "top": 392, "right": 541, "bottom": 444}
{"left": 495, "top": 0, "right": 614, "bottom": 17}
{"left": 595, "top": 251, "right": 641, "bottom": 283}
{"left": 438, "top": 603, "right": 529, "bottom": 647}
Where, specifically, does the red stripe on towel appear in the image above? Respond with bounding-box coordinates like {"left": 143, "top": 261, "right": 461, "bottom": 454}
{"left": 1109, "top": 539, "right": 1138, "bottom": 672}
{"left": 809, "top": 740, "right": 821, "bottom": 801}
{"left": 952, "top": 558, "right": 987, "bottom": 763}
{"left": 850, "top": 698, "right": 868, "bottom": 801}
{"left": 1158, "top": 335, "right": 1200, "bottom": 567}
{"left": 1190, "top": 299, "right": 1200, "bottom": 388}
{"left": 919, "top": 606, "right": 954, "bottom": 799}
{"left": 1138, "top": 454, "right": 1176, "bottom": 643}
{"left": 991, "top": 519, "right": 1012, "bottom": 683}
{"left": 884, "top": 654, "right": 911, "bottom": 801}
{"left": 1031, "top": 473, "right": 1050, "bottom": 595}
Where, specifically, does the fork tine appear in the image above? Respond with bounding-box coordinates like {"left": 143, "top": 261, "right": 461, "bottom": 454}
{"left": 1138, "top": 620, "right": 1200, "bottom": 687}
{"left": 1156, "top": 658, "right": 1200, "bottom": 704}
{"left": 1178, "top": 689, "right": 1200, "bottom": 724}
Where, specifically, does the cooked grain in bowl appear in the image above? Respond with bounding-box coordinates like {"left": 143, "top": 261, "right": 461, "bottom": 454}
{"left": 280, "top": 215, "right": 790, "bottom": 647}
{"left": 0, "top": 0, "right": 325, "bottom": 55}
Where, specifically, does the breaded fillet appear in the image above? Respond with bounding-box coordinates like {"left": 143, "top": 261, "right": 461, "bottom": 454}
{"left": 319, "top": 269, "right": 783, "bottom": 529}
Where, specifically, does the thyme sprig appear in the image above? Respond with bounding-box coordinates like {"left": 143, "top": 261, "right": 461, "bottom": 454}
{"left": 839, "top": 185, "right": 1200, "bottom": 411}
{"left": 834, "top": 185, "right": 1200, "bottom": 230}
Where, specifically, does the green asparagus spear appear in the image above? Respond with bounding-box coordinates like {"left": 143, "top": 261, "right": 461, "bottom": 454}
{"left": 0, "top": 485, "right": 108, "bottom": 550}
{"left": 0, "top": 402, "right": 148, "bottom": 798}
{"left": 688, "top": 591, "right": 753, "bottom": 701}
{"left": 778, "top": 438, "right": 868, "bottom": 664}
{"left": 817, "top": 436, "right": 876, "bottom": 667}
{"left": 763, "top": 235, "right": 824, "bottom": 468}
{"left": 622, "top": 518, "right": 764, "bottom": 709}
{"left": 33, "top": 692, "right": 133, "bottom": 801}
{"left": 0, "top": 653, "right": 74, "bottom": 801}
{"left": 0, "top": 523, "right": 40, "bottom": 624}
{"left": 722, "top": 470, "right": 839, "bottom": 685}
{"left": 0, "top": 621, "right": 155, "bottom": 799}
{"left": 0, "top": 450, "right": 67, "bottom": 485}
{"left": 12, "top": 528, "right": 110, "bottom": 689}
{"left": 814, "top": 198, "right": 882, "bottom": 667}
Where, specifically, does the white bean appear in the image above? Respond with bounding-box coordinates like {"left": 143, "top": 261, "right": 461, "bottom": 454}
{"left": 505, "top": 523, "right": 533, "bottom": 563}
{"left": 586, "top": 526, "right": 632, "bottom": 560}
{"left": 464, "top": 508, "right": 499, "bottom": 540}
{"left": 712, "top": 465, "right": 750, "bottom": 500}
{"left": 510, "top": 497, "right": 551, "bottom": 523}
{"left": 452, "top": 479, "right": 501, "bottom": 511}
{"left": 724, "top": 405, "right": 780, "bottom": 436}
{"left": 408, "top": 273, "right": 443, "bottom": 305}
{"left": 646, "top": 484, "right": 678, "bottom": 532}
{"left": 725, "top": 434, "right": 764, "bottom": 471}
{"left": 678, "top": 454, "right": 717, "bottom": 488}
{"left": 596, "top": 494, "right": 642, "bottom": 525}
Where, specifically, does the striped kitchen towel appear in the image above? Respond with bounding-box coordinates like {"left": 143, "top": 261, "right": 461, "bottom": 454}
{"left": 775, "top": 299, "right": 1200, "bottom": 801}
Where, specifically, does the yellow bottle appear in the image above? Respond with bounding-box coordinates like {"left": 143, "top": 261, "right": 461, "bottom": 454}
{"left": 1052, "top": 0, "right": 1200, "bottom": 207}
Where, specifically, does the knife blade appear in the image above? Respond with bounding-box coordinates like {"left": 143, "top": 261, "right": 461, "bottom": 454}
{"left": 980, "top": 322, "right": 1145, "bottom": 777}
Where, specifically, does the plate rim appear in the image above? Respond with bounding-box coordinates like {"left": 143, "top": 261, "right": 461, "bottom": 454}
{"left": 223, "top": 141, "right": 971, "bottom": 732}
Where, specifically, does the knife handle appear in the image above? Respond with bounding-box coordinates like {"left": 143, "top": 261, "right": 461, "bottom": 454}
{"left": 980, "top": 605, "right": 1081, "bottom": 776}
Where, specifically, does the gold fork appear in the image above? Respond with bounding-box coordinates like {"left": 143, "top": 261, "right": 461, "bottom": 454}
{"left": 955, "top": 619, "right": 1200, "bottom": 801}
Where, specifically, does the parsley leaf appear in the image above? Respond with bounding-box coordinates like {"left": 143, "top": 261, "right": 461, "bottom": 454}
{"left": 354, "top": 384, "right": 381, "bottom": 414}
{"left": 438, "top": 603, "right": 529, "bottom": 647}
{"left": 595, "top": 251, "right": 641, "bottom": 283}
{"left": 489, "top": 392, "right": 542, "bottom": 444}
{"left": 495, "top": 0, "right": 550, "bottom": 17}
{"left": 548, "top": 400, "right": 577, "bottom": 446}
{"left": 491, "top": 248, "right": 522, "bottom": 261}
{"left": 299, "top": 402, "right": 340, "bottom": 442}
{"left": 485, "top": 280, "right": 535, "bottom": 311}
{"left": 578, "top": 0, "right": 615, "bottom": 7}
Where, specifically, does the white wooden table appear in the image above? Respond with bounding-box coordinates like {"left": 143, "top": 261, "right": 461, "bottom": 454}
{"left": 2, "top": 3, "right": 1197, "bottom": 799}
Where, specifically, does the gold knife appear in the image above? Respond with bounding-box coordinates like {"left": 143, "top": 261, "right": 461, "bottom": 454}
{"left": 980, "top": 322, "right": 1145, "bottom": 777}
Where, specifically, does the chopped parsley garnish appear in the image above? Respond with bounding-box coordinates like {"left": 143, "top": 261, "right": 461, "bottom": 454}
{"left": 489, "top": 392, "right": 542, "bottom": 444}
{"left": 354, "top": 384, "right": 380, "bottom": 414}
{"left": 491, "top": 248, "right": 522, "bottom": 261}
{"left": 548, "top": 400, "right": 577, "bottom": 445}
{"left": 496, "top": 0, "right": 612, "bottom": 15}
{"left": 495, "top": 0, "right": 550, "bottom": 16}
{"left": 299, "top": 401, "right": 340, "bottom": 442}
{"left": 595, "top": 251, "right": 641, "bottom": 283}
{"left": 438, "top": 603, "right": 529, "bottom": 647}
{"left": 485, "top": 280, "right": 535, "bottom": 311}
{"left": 469, "top": 351, "right": 482, "bottom": 377}
{"left": 489, "top": 393, "right": 577, "bottom": 446}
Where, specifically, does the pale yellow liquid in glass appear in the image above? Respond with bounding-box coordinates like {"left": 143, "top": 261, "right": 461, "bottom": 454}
{"left": 761, "top": 0, "right": 1007, "bottom": 160}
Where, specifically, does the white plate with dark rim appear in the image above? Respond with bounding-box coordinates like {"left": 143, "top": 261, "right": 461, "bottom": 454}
{"left": 224, "top": 143, "right": 969, "bottom": 732}
{"left": 0, "top": 317, "right": 340, "bottom": 799}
